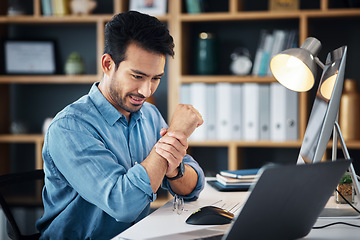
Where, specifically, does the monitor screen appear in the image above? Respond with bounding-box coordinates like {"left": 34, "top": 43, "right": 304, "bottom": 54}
{"left": 297, "top": 46, "right": 347, "bottom": 164}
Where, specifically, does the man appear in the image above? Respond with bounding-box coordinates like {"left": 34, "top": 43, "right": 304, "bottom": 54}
{"left": 36, "top": 11, "right": 205, "bottom": 239}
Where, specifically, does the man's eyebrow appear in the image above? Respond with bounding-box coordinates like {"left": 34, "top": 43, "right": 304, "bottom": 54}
{"left": 131, "top": 69, "right": 164, "bottom": 78}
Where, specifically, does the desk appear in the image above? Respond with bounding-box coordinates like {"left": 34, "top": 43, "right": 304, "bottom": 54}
{"left": 114, "top": 179, "right": 360, "bottom": 240}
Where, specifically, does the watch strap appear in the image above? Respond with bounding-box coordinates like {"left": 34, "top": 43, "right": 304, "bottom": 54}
{"left": 166, "top": 161, "right": 185, "bottom": 181}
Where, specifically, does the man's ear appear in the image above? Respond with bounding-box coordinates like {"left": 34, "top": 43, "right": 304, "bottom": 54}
{"left": 101, "top": 54, "right": 114, "bottom": 76}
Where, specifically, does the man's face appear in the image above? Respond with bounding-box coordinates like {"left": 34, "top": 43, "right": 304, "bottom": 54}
{"left": 108, "top": 43, "right": 166, "bottom": 117}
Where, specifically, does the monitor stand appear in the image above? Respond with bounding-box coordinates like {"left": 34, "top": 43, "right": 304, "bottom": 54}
{"left": 320, "top": 121, "right": 360, "bottom": 218}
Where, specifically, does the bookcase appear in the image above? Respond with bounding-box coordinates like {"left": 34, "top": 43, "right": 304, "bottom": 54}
{"left": 0, "top": 0, "right": 360, "bottom": 197}
{"left": 167, "top": 0, "right": 360, "bottom": 174}
{"left": 0, "top": 0, "right": 173, "bottom": 174}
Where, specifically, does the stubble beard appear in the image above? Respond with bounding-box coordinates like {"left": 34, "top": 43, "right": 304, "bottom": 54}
{"left": 109, "top": 85, "right": 143, "bottom": 114}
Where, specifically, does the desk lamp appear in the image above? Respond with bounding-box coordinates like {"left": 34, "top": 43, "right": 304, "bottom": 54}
{"left": 270, "top": 37, "right": 360, "bottom": 206}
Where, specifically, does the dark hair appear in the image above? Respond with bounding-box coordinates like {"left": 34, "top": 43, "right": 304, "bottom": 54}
{"left": 104, "top": 11, "right": 175, "bottom": 69}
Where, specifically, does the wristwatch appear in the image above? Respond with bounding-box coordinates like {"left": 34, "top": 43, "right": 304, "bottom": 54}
{"left": 167, "top": 161, "right": 185, "bottom": 181}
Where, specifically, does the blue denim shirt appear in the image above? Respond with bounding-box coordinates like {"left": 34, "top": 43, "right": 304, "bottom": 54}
{"left": 36, "top": 83, "right": 205, "bottom": 239}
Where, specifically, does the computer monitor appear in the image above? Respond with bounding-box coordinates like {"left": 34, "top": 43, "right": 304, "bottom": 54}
{"left": 297, "top": 46, "right": 346, "bottom": 164}
{"left": 296, "top": 45, "right": 360, "bottom": 212}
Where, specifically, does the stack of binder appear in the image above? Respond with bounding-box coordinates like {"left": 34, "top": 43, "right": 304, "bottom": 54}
{"left": 180, "top": 82, "right": 298, "bottom": 142}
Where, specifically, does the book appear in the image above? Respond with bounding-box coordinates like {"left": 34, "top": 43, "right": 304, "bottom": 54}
{"left": 258, "top": 33, "right": 274, "bottom": 76}
{"left": 185, "top": 0, "right": 204, "bottom": 14}
{"left": 219, "top": 168, "right": 260, "bottom": 179}
{"left": 207, "top": 180, "right": 251, "bottom": 192}
{"left": 41, "top": 0, "right": 52, "bottom": 16}
{"left": 284, "top": 29, "right": 298, "bottom": 49}
{"left": 267, "top": 29, "right": 286, "bottom": 76}
{"left": 252, "top": 30, "right": 268, "bottom": 76}
{"left": 216, "top": 174, "right": 257, "bottom": 186}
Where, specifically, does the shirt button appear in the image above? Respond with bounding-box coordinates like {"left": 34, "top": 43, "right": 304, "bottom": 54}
{"left": 134, "top": 161, "right": 138, "bottom": 165}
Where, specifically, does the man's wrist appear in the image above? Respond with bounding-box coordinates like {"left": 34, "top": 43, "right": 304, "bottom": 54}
{"left": 166, "top": 169, "right": 178, "bottom": 178}
{"left": 167, "top": 127, "right": 191, "bottom": 139}
{"left": 166, "top": 161, "right": 185, "bottom": 181}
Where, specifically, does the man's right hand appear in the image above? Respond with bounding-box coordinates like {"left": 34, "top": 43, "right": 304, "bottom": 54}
{"left": 167, "top": 104, "right": 203, "bottom": 138}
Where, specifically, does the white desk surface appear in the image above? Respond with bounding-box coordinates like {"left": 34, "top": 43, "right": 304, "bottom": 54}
{"left": 114, "top": 178, "right": 360, "bottom": 240}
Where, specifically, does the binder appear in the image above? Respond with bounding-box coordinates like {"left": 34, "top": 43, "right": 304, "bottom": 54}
{"left": 206, "top": 84, "right": 217, "bottom": 140}
{"left": 285, "top": 88, "right": 298, "bottom": 140}
{"left": 180, "top": 84, "right": 191, "bottom": 104}
{"left": 270, "top": 83, "right": 286, "bottom": 141}
{"left": 216, "top": 83, "right": 232, "bottom": 140}
{"left": 242, "top": 83, "right": 260, "bottom": 141}
{"left": 259, "top": 84, "right": 271, "bottom": 140}
{"left": 231, "top": 83, "right": 242, "bottom": 140}
{"left": 190, "top": 83, "right": 207, "bottom": 141}
{"left": 270, "top": 83, "right": 298, "bottom": 141}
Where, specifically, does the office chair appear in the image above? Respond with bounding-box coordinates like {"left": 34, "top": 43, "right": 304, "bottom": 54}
{"left": 0, "top": 169, "right": 44, "bottom": 240}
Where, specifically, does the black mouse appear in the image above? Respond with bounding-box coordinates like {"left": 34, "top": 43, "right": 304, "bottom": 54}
{"left": 185, "top": 206, "right": 234, "bottom": 225}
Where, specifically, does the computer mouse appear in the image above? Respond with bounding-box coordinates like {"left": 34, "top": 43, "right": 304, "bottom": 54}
{"left": 185, "top": 206, "right": 234, "bottom": 225}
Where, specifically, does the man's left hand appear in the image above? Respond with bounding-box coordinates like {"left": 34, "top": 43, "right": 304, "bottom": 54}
{"left": 155, "top": 129, "right": 188, "bottom": 176}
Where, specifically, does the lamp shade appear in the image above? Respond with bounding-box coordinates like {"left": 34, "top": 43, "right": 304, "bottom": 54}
{"left": 270, "top": 37, "right": 322, "bottom": 92}
{"left": 319, "top": 46, "right": 345, "bottom": 100}
{"left": 320, "top": 73, "right": 337, "bottom": 100}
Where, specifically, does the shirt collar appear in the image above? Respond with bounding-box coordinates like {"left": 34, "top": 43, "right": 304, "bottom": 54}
{"left": 89, "top": 82, "right": 144, "bottom": 126}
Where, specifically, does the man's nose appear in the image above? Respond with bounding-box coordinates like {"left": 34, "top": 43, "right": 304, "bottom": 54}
{"left": 138, "top": 80, "right": 151, "bottom": 98}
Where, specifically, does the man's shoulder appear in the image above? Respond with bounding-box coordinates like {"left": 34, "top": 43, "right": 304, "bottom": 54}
{"left": 53, "top": 95, "right": 99, "bottom": 125}
{"left": 61, "top": 95, "right": 93, "bottom": 116}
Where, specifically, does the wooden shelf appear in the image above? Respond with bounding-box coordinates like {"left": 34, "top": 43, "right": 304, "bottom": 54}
{"left": 0, "top": 14, "right": 112, "bottom": 23}
{"left": 180, "top": 9, "right": 360, "bottom": 22}
{"left": 190, "top": 140, "right": 360, "bottom": 149}
{"left": 181, "top": 75, "right": 276, "bottom": 84}
{"left": 0, "top": 134, "right": 44, "bottom": 170}
{"left": 0, "top": 134, "right": 44, "bottom": 143}
{"left": 0, "top": 75, "right": 99, "bottom": 84}
{"left": 328, "top": 140, "right": 360, "bottom": 149}
{"left": 189, "top": 140, "right": 302, "bottom": 148}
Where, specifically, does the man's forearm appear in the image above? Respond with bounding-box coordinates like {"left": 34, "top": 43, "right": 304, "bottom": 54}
{"left": 168, "top": 164, "right": 198, "bottom": 196}
{"left": 140, "top": 148, "right": 168, "bottom": 193}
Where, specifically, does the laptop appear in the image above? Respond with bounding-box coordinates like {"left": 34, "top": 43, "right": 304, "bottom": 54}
{"left": 204, "top": 160, "right": 351, "bottom": 240}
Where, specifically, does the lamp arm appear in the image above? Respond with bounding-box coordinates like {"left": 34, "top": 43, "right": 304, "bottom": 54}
{"left": 315, "top": 57, "right": 325, "bottom": 69}
{"left": 333, "top": 121, "right": 360, "bottom": 203}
